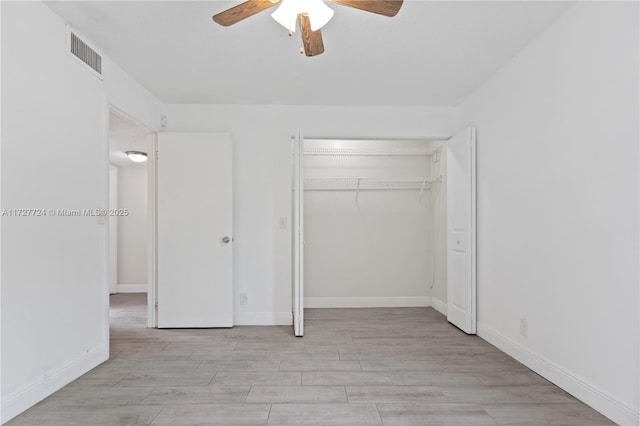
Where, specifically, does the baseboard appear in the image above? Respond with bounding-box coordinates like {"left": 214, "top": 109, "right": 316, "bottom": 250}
{"left": 1, "top": 343, "right": 108, "bottom": 424}
{"left": 233, "top": 312, "right": 292, "bottom": 326}
{"left": 116, "top": 283, "right": 147, "bottom": 293}
{"left": 477, "top": 323, "right": 639, "bottom": 426}
{"left": 430, "top": 297, "right": 447, "bottom": 316}
{"left": 305, "top": 296, "right": 430, "bottom": 308}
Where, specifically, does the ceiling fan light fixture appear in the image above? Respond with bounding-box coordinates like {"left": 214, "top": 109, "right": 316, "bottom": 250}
{"left": 307, "top": 0, "right": 334, "bottom": 31}
{"left": 271, "top": 1, "right": 297, "bottom": 32}
{"left": 271, "top": 0, "right": 334, "bottom": 32}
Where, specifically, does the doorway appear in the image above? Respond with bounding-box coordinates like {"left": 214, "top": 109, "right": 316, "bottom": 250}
{"left": 292, "top": 129, "right": 476, "bottom": 336}
{"left": 107, "top": 108, "right": 153, "bottom": 328}
{"left": 303, "top": 138, "right": 444, "bottom": 306}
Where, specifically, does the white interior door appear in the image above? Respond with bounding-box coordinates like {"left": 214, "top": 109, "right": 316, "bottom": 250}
{"left": 446, "top": 127, "right": 476, "bottom": 334}
{"left": 156, "top": 132, "right": 233, "bottom": 328}
{"left": 292, "top": 133, "right": 304, "bottom": 337}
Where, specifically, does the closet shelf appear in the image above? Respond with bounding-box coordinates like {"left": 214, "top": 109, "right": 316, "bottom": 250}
{"left": 304, "top": 148, "right": 434, "bottom": 157}
{"left": 304, "top": 177, "right": 440, "bottom": 191}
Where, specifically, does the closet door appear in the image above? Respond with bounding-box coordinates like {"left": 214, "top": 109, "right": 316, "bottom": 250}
{"left": 156, "top": 132, "right": 233, "bottom": 328}
{"left": 292, "top": 133, "right": 304, "bottom": 337}
{"left": 446, "top": 127, "right": 476, "bottom": 334}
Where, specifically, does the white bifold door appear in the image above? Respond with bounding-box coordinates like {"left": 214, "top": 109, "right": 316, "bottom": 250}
{"left": 446, "top": 127, "right": 477, "bottom": 334}
{"left": 292, "top": 133, "right": 304, "bottom": 337}
{"left": 156, "top": 133, "right": 233, "bottom": 328}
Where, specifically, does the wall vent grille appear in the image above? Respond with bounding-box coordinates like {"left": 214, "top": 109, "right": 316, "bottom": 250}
{"left": 69, "top": 32, "right": 102, "bottom": 75}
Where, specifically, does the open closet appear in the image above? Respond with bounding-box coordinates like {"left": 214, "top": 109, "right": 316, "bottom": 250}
{"left": 292, "top": 129, "right": 476, "bottom": 337}
{"left": 302, "top": 138, "right": 447, "bottom": 308}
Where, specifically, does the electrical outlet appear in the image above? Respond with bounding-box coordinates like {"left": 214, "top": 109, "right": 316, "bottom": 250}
{"left": 240, "top": 292, "right": 248, "bottom": 305}
{"left": 520, "top": 318, "right": 528, "bottom": 338}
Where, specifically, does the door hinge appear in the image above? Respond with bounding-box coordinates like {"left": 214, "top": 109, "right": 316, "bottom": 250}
{"left": 155, "top": 151, "right": 159, "bottom": 160}
{"left": 154, "top": 302, "right": 158, "bottom": 310}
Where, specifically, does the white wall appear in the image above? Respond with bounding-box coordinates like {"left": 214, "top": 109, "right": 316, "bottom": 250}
{"left": 1, "top": 2, "right": 161, "bottom": 423}
{"left": 117, "top": 165, "right": 148, "bottom": 292}
{"left": 162, "top": 105, "right": 460, "bottom": 324}
{"left": 458, "top": 3, "right": 639, "bottom": 424}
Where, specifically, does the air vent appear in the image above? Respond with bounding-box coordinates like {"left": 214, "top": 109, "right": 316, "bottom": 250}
{"left": 69, "top": 31, "right": 102, "bottom": 75}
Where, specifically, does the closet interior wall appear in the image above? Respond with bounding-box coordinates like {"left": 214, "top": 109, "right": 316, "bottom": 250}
{"left": 303, "top": 139, "right": 446, "bottom": 308}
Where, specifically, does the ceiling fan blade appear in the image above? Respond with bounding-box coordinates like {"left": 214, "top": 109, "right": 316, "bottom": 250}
{"left": 327, "top": 0, "right": 403, "bottom": 17}
{"left": 298, "top": 14, "right": 325, "bottom": 57}
{"left": 212, "top": 0, "right": 280, "bottom": 26}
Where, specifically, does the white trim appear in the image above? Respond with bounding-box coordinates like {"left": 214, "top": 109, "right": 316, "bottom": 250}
{"left": 292, "top": 132, "right": 304, "bottom": 337}
{"left": 233, "top": 312, "right": 293, "bottom": 326}
{"left": 148, "top": 133, "right": 158, "bottom": 328}
{"left": 102, "top": 98, "right": 111, "bottom": 360}
{"left": 477, "top": 323, "right": 639, "bottom": 426}
{"left": 108, "top": 165, "right": 118, "bottom": 295}
{"left": 305, "top": 296, "right": 430, "bottom": 308}
{"left": 1, "top": 344, "right": 108, "bottom": 424}
{"left": 430, "top": 296, "right": 447, "bottom": 316}
{"left": 116, "top": 283, "right": 147, "bottom": 293}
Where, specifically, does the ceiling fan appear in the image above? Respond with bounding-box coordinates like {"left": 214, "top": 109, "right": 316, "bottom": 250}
{"left": 212, "top": 0, "right": 404, "bottom": 57}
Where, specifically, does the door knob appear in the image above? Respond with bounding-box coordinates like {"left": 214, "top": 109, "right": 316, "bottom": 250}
{"left": 222, "top": 236, "right": 231, "bottom": 244}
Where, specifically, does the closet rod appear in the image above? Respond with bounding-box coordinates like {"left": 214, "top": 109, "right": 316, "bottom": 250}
{"left": 304, "top": 177, "right": 441, "bottom": 190}
{"left": 305, "top": 177, "right": 438, "bottom": 183}
{"left": 305, "top": 178, "right": 436, "bottom": 192}
{"left": 303, "top": 152, "right": 433, "bottom": 157}
{"left": 304, "top": 187, "right": 434, "bottom": 191}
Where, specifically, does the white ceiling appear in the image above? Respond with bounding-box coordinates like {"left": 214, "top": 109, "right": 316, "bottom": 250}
{"left": 109, "top": 111, "right": 150, "bottom": 167}
{"left": 46, "top": 1, "right": 573, "bottom": 106}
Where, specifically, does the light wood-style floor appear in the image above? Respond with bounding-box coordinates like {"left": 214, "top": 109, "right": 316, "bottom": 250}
{"left": 8, "top": 293, "right": 612, "bottom": 425}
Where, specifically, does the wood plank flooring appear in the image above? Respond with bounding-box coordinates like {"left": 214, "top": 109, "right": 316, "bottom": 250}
{"left": 7, "top": 293, "right": 613, "bottom": 425}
